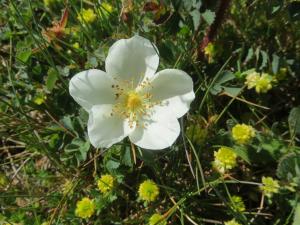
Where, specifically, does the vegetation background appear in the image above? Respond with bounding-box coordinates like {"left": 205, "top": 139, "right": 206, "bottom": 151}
{"left": 0, "top": 0, "right": 300, "bottom": 224}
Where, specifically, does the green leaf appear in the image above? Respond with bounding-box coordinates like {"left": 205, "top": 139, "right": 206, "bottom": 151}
{"left": 272, "top": 54, "right": 280, "bottom": 74}
{"left": 202, "top": 10, "right": 215, "bottom": 25}
{"left": 190, "top": 9, "right": 201, "bottom": 31}
{"left": 227, "top": 146, "right": 251, "bottom": 164}
{"left": 210, "top": 71, "right": 236, "bottom": 95}
{"left": 17, "top": 50, "right": 31, "bottom": 63}
{"left": 223, "top": 87, "right": 242, "bottom": 97}
{"left": 244, "top": 48, "right": 254, "bottom": 64}
{"left": 259, "top": 50, "right": 268, "bottom": 70}
{"left": 121, "top": 147, "right": 133, "bottom": 167}
{"left": 292, "top": 203, "right": 300, "bottom": 225}
{"left": 106, "top": 160, "right": 120, "bottom": 172}
{"left": 60, "top": 116, "right": 75, "bottom": 132}
{"left": 289, "top": 107, "right": 300, "bottom": 135}
{"left": 46, "top": 68, "right": 58, "bottom": 91}
{"left": 64, "top": 138, "right": 90, "bottom": 163}
{"left": 277, "top": 153, "right": 300, "bottom": 186}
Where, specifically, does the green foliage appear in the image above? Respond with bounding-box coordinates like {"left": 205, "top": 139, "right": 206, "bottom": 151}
{"left": 293, "top": 203, "right": 300, "bottom": 225}
{"left": 289, "top": 106, "right": 300, "bottom": 136}
{"left": 277, "top": 153, "right": 300, "bottom": 187}
{"left": 1, "top": 0, "right": 300, "bottom": 224}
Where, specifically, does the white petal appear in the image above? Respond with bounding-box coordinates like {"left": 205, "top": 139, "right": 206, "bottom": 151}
{"left": 129, "top": 106, "right": 180, "bottom": 150}
{"left": 105, "top": 35, "right": 159, "bottom": 87}
{"left": 69, "top": 69, "right": 115, "bottom": 111}
{"left": 148, "top": 69, "right": 195, "bottom": 118}
{"left": 88, "top": 105, "right": 132, "bottom": 148}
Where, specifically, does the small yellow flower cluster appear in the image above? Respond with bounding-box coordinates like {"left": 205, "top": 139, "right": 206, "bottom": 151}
{"left": 260, "top": 176, "right": 280, "bottom": 198}
{"left": 97, "top": 174, "right": 115, "bottom": 194}
{"left": 138, "top": 180, "right": 160, "bottom": 202}
{"left": 245, "top": 72, "right": 273, "bottom": 93}
{"left": 232, "top": 124, "right": 255, "bottom": 145}
{"left": 213, "top": 147, "right": 237, "bottom": 174}
{"left": 75, "top": 197, "right": 96, "bottom": 219}
{"left": 149, "top": 213, "right": 167, "bottom": 225}
{"left": 72, "top": 42, "right": 80, "bottom": 49}
{"left": 77, "top": 9, "right": 97, "bottom": 23}
{"left": 231, "top": 195, "right": 246, "bottom": 212}
{"left": 225, "top": 219, "right": 242, "bottom": 225}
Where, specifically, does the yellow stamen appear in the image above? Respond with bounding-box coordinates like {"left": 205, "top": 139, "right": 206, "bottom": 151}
{"left": 110, "top": 77, "right": 160, "bottom": 128}
{"left": 126, "top": 92, "right": 142, "bottom": 111}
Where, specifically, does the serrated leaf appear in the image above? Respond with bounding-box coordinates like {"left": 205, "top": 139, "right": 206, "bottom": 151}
{"left": 46, "top": 68, "right": 58, "bottom": 91}
{"left": 289, "top": 107, "right": 300, "bottom": 135}
{"left": 202, "top": 10, "right": 215, "bottom": 25}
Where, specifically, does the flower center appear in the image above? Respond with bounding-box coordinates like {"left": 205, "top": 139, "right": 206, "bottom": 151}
{"left": 126, "top": 92, "right": 142, "bottom": 111}
{"left": 110, "top": 78, "right": 161, "bottom": 128}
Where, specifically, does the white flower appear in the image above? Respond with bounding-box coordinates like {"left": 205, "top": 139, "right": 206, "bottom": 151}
{"left": 69, "top": 35, "right": 195, "bottom": 150}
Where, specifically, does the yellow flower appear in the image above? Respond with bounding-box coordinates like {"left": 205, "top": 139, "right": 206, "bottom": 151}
{"left": 255, "top": 73, "right": 273, "bottom": 93}
{"left": 75, "top": 197, "right": 95, "bottom": 219}
{"left": 231, "top": 195, "right": 245, "bottom": 212}
{"left": 225, "top": 219, "right": 242, "bottom": 225}
{"left": 41, "top": 222, "right": 50, "bottom": 225}
{"left": 97, "top": 174, "right": 115, "bottom": 194}
{"left": 101, "top": 2, "right": 113, "bottom": 14}
{"left": 213, "top": 147, "right": 237, "bottom": 173}
{"left": 43, "top": 0, "right": 57, "bottom": 7}
{"left": 245, "top": 71, "right": 260, "bottom": 89}
{"left": 260, "top": 176, "right": 280, "bottom": 198}
{"left": 72, "top": 42, "right": 80, "bottom": 49}
{"left": 232, "top": 124, "right": 255, "bottom": 145}
{"left": 138, "top": 180, "right": 159, "bottom": 202}
{"left": 204, "top": 43, "right": 217, "bottom": 63}
{"left": 77, "top": 9, "right": 97, "bottom": 23}
{"left": 149, "top": 213, "right": 167, "bottom": 225}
